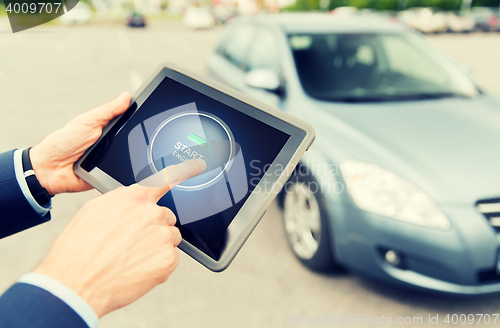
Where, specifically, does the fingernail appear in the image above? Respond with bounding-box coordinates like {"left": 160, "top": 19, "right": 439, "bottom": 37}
{"left": 195, "top": 159, "right": 207, "bottom": 169}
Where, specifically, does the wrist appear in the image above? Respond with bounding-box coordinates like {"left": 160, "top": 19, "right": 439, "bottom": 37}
{"left": 29, "top": 145, "right": 54, "bottom": 195}
{"left": 34, "top": 263, "right": 109, "bottom": 318}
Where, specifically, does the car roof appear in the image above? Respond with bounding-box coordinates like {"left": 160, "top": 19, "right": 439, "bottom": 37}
{"left": 232, "top": 13, "right": 408, "bottom": 34}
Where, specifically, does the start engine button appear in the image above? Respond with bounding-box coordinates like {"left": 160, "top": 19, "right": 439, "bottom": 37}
{"left": 148, "top": 112, "right": 234, "bottom": 190}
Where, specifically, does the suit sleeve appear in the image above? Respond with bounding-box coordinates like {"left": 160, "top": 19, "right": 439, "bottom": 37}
{"left": 0, "top": 283, "right": 89, "bottom": 328}
{"left": 0, "top": 152, "right": 97, "bottom": 327}
{"left": 0, "top": 150, "right": 50, "bottom": 239}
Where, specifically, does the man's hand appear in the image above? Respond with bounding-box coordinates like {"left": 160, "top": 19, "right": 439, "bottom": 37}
{"left": 30, "top": 92, "right": 131, "bottom": 196}
{"left": 34, "top": 158, "right": 206, "bottom": 318}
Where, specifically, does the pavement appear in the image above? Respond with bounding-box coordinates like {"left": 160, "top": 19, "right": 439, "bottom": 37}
{"left": 1, "top": 20, "right": 500, "bottom": 328}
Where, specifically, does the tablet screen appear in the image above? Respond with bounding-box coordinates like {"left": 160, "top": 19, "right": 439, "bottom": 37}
{"left": 81, "top": 74, "right": 291, "bottom": 260}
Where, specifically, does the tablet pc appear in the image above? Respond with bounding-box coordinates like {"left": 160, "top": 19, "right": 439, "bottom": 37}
{"left": 74, "top": 63, "right": 315, "bottom": 272}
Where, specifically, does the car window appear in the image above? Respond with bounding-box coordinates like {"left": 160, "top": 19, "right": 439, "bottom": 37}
{"left": 289, "top": 33, "right": 478, "bottom": 101}
{"left": 245, "top": 28, "right": 280, "bottom": 73}
{"left": 223, "top": 25, "right": 255, "bottom": 68}
{"left": 381, "top": 35, "right": 448, "bottom": 87}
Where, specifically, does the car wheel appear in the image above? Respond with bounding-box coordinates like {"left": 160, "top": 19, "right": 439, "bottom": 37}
{"left": 281, "top": 173, "right": 339, "bottom": 271}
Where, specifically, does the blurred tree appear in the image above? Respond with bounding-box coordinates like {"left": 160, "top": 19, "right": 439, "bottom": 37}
{"left": 328, "top": 0, "right": 352, "bottom": 8}
{"left": 406, "top": 0, "right": 462, "bottom": 10}
{"left": 282, "top": 0, "right": 498, "bottom": 11}
{"left": 472, "top": 0, "right": 500, "bottom": 6}
{"left": 283, "top": 0, "right": 320, "bottom": 11}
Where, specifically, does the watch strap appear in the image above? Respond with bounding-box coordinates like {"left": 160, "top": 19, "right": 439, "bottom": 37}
{"left": 21, "top": 148, "right": 52, "bottom": 206}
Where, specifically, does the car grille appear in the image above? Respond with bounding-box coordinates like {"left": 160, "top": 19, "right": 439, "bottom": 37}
{"left": 477, "top": 198, "right": 500, "bottom": 232}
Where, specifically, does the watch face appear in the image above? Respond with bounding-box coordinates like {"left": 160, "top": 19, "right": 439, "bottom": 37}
{"left": 148, "top": 112, "right": 235, "bottom": 190}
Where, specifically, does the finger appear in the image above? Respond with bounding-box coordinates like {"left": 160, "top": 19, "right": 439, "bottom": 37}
{"left": 138, "top": 158, "right": 207, "bottom": 201}
{"left": 152, "top": 225, "right": 181, "bottom": 247}
{"left": 84, "top": 92, "right": 131, "bottom": 127}
{"left": 170, "top": 226, "right": 182, "bottom": 247}
{"left": 164, "top": 207, "right": 176, "bottom": 226}
{"left": 149, "top": 207, "right": 176, "bottom": 226}
{"left": 158, "top": 248, "right": 180, "bottom": 283}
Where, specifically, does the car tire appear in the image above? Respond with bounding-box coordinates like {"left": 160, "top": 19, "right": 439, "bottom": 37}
{"left": 279, "top": 169, "right": 340, "bottom": 272}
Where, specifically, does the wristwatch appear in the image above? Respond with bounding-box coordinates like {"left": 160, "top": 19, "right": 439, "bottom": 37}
{"left": 21, "top": 148, "right": 52, "bottom": 206}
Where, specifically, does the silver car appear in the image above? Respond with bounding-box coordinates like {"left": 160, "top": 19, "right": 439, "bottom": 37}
{"left": 207, "top": 13, "right": 500, "bottom": 294}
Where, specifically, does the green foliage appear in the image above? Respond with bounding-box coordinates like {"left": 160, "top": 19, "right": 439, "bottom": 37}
{"left": 283, "top": 0, "right": 499, "bottom": 11}
{"left": 282, "top": 0, "right": 319, "bottom": 11}
{"left": 78, "top": 0, "right": 94, "bottom": 8}
{"left": 474, "top": 0, "right": 500, "bottom": 6}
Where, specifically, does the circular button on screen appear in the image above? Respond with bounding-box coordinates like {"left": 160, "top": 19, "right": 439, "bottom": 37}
{"left": 148, "top": 112, "right": 234, "bottom": 190}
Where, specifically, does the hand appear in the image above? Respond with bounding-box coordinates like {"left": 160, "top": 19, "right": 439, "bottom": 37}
{"left": 33, "top": 158, "right": 207, "bottom": 318}
{"left": 30, "top": 92, "right": 131, "bottom": 196}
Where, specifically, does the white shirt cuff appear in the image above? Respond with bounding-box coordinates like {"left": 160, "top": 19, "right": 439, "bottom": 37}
{"left": 13, "top": 148, "right": 52, "bottom": 216}
{"left": 19, "top": 273, "right": 99, "bottom": 328}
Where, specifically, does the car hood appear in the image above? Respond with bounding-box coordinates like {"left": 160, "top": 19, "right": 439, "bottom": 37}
{"left": 309, "top": 95, "right": 500, "bottom": 205}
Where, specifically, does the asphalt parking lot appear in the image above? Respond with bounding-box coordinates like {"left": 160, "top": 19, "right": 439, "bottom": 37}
{"left": 1, "top": 20, "right": 500, "bottom": 328}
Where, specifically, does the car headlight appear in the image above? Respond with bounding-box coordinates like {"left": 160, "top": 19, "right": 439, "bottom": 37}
{"left": 340, "top": 160, "right": 451, "bottom": 230}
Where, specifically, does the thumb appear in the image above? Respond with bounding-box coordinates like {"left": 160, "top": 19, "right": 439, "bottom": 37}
{"left": 138, "top": 159, "right": 207, "bottom": 200}
{"left": 84, "top": 92, "right": 131, "bottom": 127}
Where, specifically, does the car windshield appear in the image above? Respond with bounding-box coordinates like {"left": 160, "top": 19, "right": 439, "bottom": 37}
{"left": 288, "top": 33, "right": 479, "bottom": 102}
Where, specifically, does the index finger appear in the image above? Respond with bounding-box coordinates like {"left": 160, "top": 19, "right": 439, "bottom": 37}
{"left": 137, "top": 158, "right": 207, "bottom": 201}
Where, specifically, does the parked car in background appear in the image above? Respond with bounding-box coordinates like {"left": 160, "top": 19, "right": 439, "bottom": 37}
{"left": 398, "top": 8, "right": 448, "bottom": 33}
{"left": 468, "top": 7, "right": 499, "bottom": 32}
{"left": 183, "top": 7, "right": 216, "bottom": 29}
{"left": 360, "top": 9, "right": 398, "bottom": 22}
{"left": 60, "top": 1, "right": 92, "bottom": 25}
{"left": 126, "top": 12, "right": 146, "bottom": 28}
{"left": 213, "top": 4, "right": 237, "bottom": 24}
{"left": 208, "top": 13, "right": 500, "bottom": 295}
{"left": 445, "top": 12, "right": 475, "bottom": 33}
{"left": 330, "top": 6, "right": 359, "bottom": 17}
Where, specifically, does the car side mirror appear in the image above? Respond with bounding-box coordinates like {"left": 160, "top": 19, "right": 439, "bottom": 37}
{"left": 244, "top": 69, "right": 281, "bottom": 93}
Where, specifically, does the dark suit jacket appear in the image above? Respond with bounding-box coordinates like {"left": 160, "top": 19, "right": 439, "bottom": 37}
{"left": 0, "top": 150, "right": 88, "bottom": 328}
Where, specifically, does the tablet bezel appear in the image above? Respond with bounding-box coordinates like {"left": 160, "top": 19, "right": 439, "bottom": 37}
{"left": 74, "top": 62, "right": 315, "bottom": 272}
